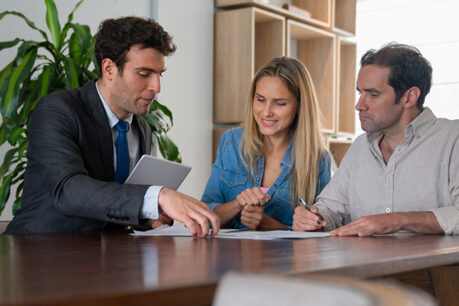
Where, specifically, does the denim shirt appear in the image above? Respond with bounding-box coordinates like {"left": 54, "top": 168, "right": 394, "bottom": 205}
{"left": 201, "top": 128, "right": 331, "bottom": 228}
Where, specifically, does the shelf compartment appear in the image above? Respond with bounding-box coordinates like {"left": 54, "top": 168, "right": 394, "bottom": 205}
{"left": 327, "top": 137, "right": 353, "bottom": 167}
{"left": 212, "top": 128, "right": 231, "bottom": 163}
{"left": 336, "top": 37, "right": 356, "bottom": 135}
{"left": 215, "top": 0, "right": 332, "bottom": 30}
{"left": 286, "top": 19, "right": 336, "bottom": 133}
{"left": 332, "top": 0, "right": 356, "bottom": 36}
{"left": 214, "top": 7, "right": 285, "bottom": 123}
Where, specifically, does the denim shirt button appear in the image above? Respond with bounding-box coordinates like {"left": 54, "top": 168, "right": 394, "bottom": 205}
{"left": 280, "top": 162, "right": 284, "bottom": 167}
{"left": 230, "top": 181, "right": 234, "bottom": 185}
{"left": 274, "top": 184, "right": 278, "bottom": 188}
{"left": 256, "top": 177, "right": 260, "bottom": 181}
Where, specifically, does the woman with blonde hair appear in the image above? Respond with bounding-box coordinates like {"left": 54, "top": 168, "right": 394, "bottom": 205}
{"left": 202, "top": 57, "right": 330, "bottom": 230}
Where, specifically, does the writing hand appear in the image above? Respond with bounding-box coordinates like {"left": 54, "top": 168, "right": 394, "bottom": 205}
{"left": 292, "top": 205, "right": 326, "bottom": 231}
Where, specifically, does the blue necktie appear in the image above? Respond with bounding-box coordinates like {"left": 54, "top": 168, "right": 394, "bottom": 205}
{"left": 114, "top": 120, "right": 130, "bottom": 184}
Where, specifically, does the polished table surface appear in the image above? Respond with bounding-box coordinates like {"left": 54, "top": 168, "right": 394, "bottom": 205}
{"left": 1, "top": 231, "right": 459, "bottom": 305}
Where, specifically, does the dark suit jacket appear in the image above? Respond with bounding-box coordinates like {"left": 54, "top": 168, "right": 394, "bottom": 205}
{"left": 5, "top": 80, "right": 152, "bottom": 234}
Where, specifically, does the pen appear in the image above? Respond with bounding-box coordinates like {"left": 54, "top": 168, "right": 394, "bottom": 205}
{"left": 298, "top": 198, "right": 311, "bottom": 211}
{"left": 299, "top": 197, "right": 322, "bottom": 226}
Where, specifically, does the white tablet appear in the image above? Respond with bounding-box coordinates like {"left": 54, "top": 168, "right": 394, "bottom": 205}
{"left": 124, "top": 155, "right": 191, "bottom": 190}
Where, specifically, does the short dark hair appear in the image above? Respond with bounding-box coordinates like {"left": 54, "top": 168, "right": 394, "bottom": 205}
{"left": 360, "top": 42, "right": 432, "bottom": 110}
{"left": 94, "top": 16, "right": 176, "bottom": 78}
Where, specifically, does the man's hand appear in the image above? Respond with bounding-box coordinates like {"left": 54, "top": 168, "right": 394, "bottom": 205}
{"left": 241, "top": 204, "right": 264, "bottom": 230}
{"left": 148, "top": 213, "right": 173, "bottom": 229}
{"left": 158, "top": 187, "right": 220, "bottom": 236}
{"left": 330, "top": 212, "right": 444, "bottom": 236}
{"left": 292, "top": 206, "right": 326, "bottom": 231}
{"left": 235, "top": 187, "right": 271, "bottom": 208}
{"left": 330, "top": 213, "right": 401, "bottom": 236}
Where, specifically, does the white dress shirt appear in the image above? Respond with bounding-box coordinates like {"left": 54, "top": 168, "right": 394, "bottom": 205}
{"left": 96, "top": 82, "right": 161, "bottom": 219}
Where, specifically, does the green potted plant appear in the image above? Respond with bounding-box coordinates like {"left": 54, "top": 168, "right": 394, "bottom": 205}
{"left": 0, "top": 0, "right": 181, "bottom": 216}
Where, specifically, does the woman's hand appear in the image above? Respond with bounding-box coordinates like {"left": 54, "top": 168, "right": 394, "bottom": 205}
{"left": 241, "top": 204, "right": 264, "bottom": 229}
{"left": 235, "top": 187, "right": 271, "bottom": 208}
{"left": 236, "top": 187, "right": 270, "bottom": 230}
{"left": 213, "top": 187, "right": 269, "bottom": 229}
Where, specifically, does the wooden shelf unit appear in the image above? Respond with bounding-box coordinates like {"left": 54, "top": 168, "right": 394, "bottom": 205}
{"left": 336, "top": 37, "right": 356, "bottom": 135}
{"left": 332, "top": 0, "right": 356, "bottom": 36}
{"left": 212, "top": 128, "right": 230, "bottom": 162}
{"left": 327, "top": 137, "right": 353, "bottom": 166}
{"left": 215, "top": 0, "right": 332, "bottom": 30}
{"left": 214, "top": 7, "right": 285, "bottom": 124}
{"left": 286, "top": 19, "right": 336, "bottom": 133}
{"left": 213, "top": 0, "right": 357, "bottom": 165}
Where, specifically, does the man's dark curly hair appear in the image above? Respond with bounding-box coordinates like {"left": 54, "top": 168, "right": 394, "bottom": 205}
{"left": 94, "top": 16, "right": 176, "bottom": 78}
{"left": 360, "top": 42, "right": 432, "bottom": 110}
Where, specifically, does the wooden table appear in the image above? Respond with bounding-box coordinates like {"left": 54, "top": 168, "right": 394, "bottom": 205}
{"left": 1, "top": 231, "right": 459, "bottom": 305}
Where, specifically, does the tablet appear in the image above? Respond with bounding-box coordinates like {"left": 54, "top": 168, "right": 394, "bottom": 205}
{"left": 124, "top": 155, "right": 191, "bottom": 190}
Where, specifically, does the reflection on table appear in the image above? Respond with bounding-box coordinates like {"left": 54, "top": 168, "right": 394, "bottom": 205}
{"left": 1, "top": 232, "right": 458, "bottom": 305}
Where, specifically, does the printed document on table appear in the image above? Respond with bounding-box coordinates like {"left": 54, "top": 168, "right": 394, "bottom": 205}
{"left": 132, "top": 223, "right": 330, "bottom": 240}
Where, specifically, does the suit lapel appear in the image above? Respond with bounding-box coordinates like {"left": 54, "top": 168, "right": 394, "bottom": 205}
{"left": 81, "top": 80, "right": 114, "bottom": 180}
{"left": 133, "top": 115, "right": 147, "bottom": 155}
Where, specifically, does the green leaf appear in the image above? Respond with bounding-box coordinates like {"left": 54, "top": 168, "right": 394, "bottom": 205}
{"left": 15, "top": 179, "right": 24, "bottom": 199}
{"left": 2, "top": 48, "right": 38, "bottom": 118}
{"left": 0, "top": 124, "right": 7, "bottom": 146}
{"left": 66, "top": 0, "right": 84, "bottom": 24}
{"left": 0, "top": 61, "right": 15, "bottom": 109}
{"left": 88, "top": 36, "right": 97, "bottom": 66}
{"left": 11, "top": 162, "right": 26, "bottom": 185}
{"left": 16, "top": 41, "right": 39, "bottom": 57}
{"left": 157, "top": 133, "right": 181, "bottom": 163}
{"left": 143, "top": 112, "right": 161, "bottom": 133}
{"left": 58, "top": 0, "right": 85, "bottom": 48}
{"left": 68, "top": 32, "right": 81, "bottom": 63}
{"left": 82, "top": 67, "right": 97, "bottom": 80}
{"left": 18, "top": 89, "right": 35, "bottom": 125}
{"left": 152, "top": 100, "right": 174, "bottom": 123}
{"left": 0, "top": 11, "right": 48, "bottom": 41}
{"left": 0, "top": 173, "right": 13, "bottom": 215}
{"left": 5, "top": 111, "right": 20, "bottom": 131}
{"left": 17, "top": 139, "right": 28, "bottom": 159}
{"left": 0, "top": 38, "right": 23, "bottom": 51}
{"left": 71, "top": 24, "right": 91, "bottom": 51}
{"left": 12, "top": 196, "right": 21, "bottom": 215}
{"left": 0, "top": 147, "right": 17, "bottom": 177}
{"left": 16, "top": 40, "right": 54, "bottom": 59}
{"left": 8, "top": 127, "right": 26, "bottom": 146}
{"left": 45, "top": 0, "right": 61, "bottom": 49}
{"left": 37, "top": 65, "right": 53, "bottom": 98}
{"left": 63, "top": 57, "right": 79, "bottom": 88}
{"left": 0, "top": 61, "right": 15, "bottom": 84}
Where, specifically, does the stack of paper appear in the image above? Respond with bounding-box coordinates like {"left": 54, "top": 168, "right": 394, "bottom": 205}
{"left": 132, "top": 223, "right": 329, "bottom": 240}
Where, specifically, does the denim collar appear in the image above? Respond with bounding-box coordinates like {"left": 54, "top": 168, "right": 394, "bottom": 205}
{"left": 256, "top": 139, "right": 293, "bottom": 170}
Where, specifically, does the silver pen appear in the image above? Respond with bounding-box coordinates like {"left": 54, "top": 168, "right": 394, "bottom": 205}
{"left": 298, "top": 198, "right": 311, "bottom": 211}
{"left": 299, "top": 197, "right": 322, "bottom": 226}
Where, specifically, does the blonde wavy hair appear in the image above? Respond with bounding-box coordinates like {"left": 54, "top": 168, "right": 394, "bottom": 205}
{"left": 241, "top": 56, "right": 326, "bottom": 206}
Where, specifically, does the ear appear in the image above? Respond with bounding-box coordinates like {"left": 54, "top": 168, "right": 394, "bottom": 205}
{"left": 401, "top": 86, "right": 420, "bottom": 110}
{"left": 100, "top": 58, "right": 118, "bottom": 81}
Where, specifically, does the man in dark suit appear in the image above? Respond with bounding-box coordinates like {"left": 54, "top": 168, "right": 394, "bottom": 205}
{"left": 4, "top": 17, "right": 220, "bottom": 235}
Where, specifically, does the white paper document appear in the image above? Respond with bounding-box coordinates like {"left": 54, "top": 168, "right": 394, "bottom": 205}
{"left": 132, "top": 223, "right": 330, "bottom": 240}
